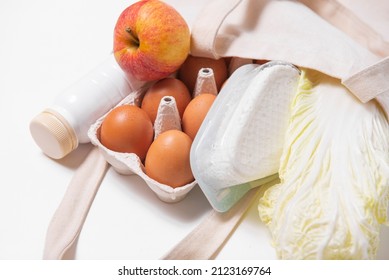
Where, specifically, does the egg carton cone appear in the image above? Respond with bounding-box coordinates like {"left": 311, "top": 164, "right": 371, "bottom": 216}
{"left": 153, "top": 96, "right": 182, "bottom": 139}
{"left": 192, "top": 68, "right": 218, "bottom": 98}
{"left": 88, "top": 87, "right": 197, "bottom": 203}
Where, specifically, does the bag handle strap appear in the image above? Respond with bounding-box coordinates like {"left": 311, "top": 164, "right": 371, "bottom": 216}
{"left": 298, "top": 0, "right": 389, "bottom": 57}
{"left": 43, "top": 145, "right": 272, "bottom": 260}
{"left": 162, "top": 179, "right": 278, "bottom": 260}
{"left": 190, "top": 0, "right": 243, "bottom": 59}
{"left": 191, "top": 0, "right": 389, "bottom": 119}
{"left": 342, "top": 57, "right": 389, "bottom": 119}
{"left": 43, "top": 147, "right": 108, "bottom": 259}
{"left": 162, "top": 186, "right": 263, "bottom": 260}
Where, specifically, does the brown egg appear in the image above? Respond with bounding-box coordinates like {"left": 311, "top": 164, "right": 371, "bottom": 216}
{"left": 254, "top": 59, "right": 270, "bottom": 65}
{"left": 182, "top": 93, "right": 216, "bottom": 140}
{"left": 145, "top": 130, "right": 194, "bottom": 188}
{"left": 178, "top": 55, "right": 228, "bottom": 93}
{"left": 224, "top": 56, "right": 233, "bottom": 67}
{"left": 100, "top": 105, "right": 153, "bottom": 161}
{"left": 141, "top": 77, "right": 191, "bottom": 124}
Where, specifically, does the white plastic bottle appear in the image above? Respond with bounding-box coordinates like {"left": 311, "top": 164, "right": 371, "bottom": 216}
{"left": 30, "top": 55, "right": 146, "bottom": 159}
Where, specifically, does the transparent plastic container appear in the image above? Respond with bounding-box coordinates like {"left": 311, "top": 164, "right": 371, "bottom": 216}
{"left": 190, "top": 62, "right": 300, "bottom": 212}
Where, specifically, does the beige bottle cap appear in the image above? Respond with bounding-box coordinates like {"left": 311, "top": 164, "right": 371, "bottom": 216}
{"left": 29, "top": 109, "right": 78, "bottom": 159}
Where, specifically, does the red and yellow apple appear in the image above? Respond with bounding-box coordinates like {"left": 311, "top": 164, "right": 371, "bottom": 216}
{"left": 113, "top": 0, "right": 190, "bottom": 81}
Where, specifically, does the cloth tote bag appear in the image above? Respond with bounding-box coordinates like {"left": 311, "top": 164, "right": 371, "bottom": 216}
{"left": 43, "top": 0, "right": 389, "bottom": 260}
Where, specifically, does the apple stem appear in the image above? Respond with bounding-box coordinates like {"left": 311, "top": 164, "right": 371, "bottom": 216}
{"left": 126, "top": 28, "right": 140, "bottom": 47}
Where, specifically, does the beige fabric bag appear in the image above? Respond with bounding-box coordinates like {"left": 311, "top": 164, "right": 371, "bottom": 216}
{"left": 191, "top": 0, "right": 389, "bottom": 117}
{"left": 43, "top": 0, "right": 389, "bottom": 260}
{"left": 165, "top": 0, "right": 389, "bottom": 260}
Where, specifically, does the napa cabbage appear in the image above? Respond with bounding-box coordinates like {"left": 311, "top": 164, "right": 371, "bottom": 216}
{"left": 258, "top": 69, "right": 389, "bottom": 259}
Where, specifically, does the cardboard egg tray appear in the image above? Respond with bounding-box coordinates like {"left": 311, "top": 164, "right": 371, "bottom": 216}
{"left": 87, "top": 57, "right": 253, "bottom": 204}
{"left": 87, "top": 86, "right": 197, "bottom": 203}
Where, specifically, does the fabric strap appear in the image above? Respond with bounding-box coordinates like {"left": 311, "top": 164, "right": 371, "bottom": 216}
{"left": 162, "top": 183, "right": 275, "bottom": 260}
{"left": 342, "top": 57, "right": 389, "bottom": 119}
{"left": 298, "top": 0, "right": 389, "bottom": 57}
{"left": 43, "top": 147, "right": 108, "bottom": 259}
{"left": 299, "top": 0, "right": 389, "bottom": 118}
{"left": 191, "top": 0, "right": 389, "bottom": 118}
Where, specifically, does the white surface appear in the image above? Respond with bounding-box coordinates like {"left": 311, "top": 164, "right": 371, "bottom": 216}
{"left": 0, "top": 0, "right": 388, "bottom": 260}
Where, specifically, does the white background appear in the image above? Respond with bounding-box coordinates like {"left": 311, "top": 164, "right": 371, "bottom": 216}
{"left": 0, "top": 0, "right": 388, "bottom": 261}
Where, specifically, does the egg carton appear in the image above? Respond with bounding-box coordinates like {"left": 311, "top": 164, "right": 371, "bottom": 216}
{"left": 87, "top": 86, "right": 197, "bottom": 203}
{"left": 87, "top": 58, "right": 251, "bottom": 203}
